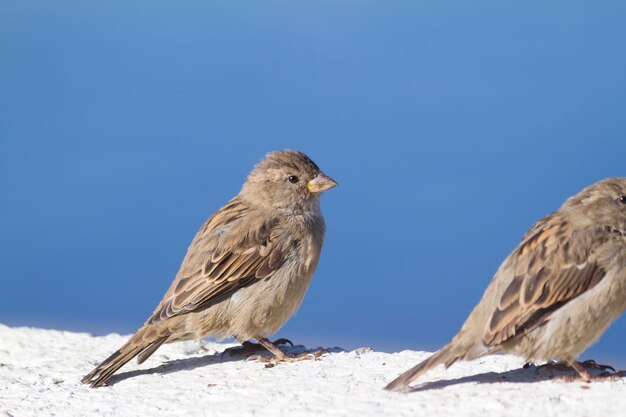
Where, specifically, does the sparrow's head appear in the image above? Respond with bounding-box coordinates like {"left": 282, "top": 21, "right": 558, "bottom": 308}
{"left": 564, "top": 177, "right": 626, "bottom": 229}
{"left": 241, "top": 150, "right": 337, "bottom": 211}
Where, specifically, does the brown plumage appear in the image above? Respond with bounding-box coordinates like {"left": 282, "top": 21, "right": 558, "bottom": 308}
{"left": 386, "top": 178, "right": 626, "bottom": 392}
{"left": 82, "top": 150, "right": 336, "bottom": 387}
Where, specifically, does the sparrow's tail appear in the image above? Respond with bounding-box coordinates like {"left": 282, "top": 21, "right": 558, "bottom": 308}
{"left": 384, "top": 343, "right": 457, "bottom": 392}
{"left": 384, "top": 331, "right": 492, "bottom": 393}
{"left": 81, "top": 326, "right": 167, "bottom": 388}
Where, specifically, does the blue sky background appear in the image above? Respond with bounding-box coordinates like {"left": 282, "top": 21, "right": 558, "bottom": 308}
{"left": 2, "top": 1, "right": 626, "bottom": 365}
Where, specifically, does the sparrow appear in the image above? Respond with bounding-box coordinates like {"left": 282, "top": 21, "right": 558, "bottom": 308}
{"left": 82, "top": 150, "right": 337, "bottom": 387}
{"left": 386, "top": 177, "right": 626, "bottom": 392}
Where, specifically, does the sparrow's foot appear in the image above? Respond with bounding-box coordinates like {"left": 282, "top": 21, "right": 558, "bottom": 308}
{"left": 244, "top": 337, "right": 329, "bottom": 363}
{"left": 221, "top": 338, "right": 293, "bottom": 358}
{"left": 564, "top": 359, "right": 625, "bottom": 382}
{"left": 532, "top": 358, "right": 626, "bottom": 382}
{"left": 247, "top": 349, "right": 329, "bottom": 363}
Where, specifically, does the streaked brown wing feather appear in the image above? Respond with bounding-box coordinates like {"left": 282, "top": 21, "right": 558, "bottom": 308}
{"left": 147, "top": 198, "right": 285, "bottom": 325}
{"left": 484, "top": 215, "right": 608, "bottom": 346}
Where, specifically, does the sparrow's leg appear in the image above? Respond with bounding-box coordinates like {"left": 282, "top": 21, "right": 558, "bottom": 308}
{"left": 258, "top": 338, "right": 288, "bottom": 360}
{"left": 566, "top": 359, "right": 594, "bottom": 382}
{"left": 221, "top": 339, "right": 293, "bottom": 358}
{"left": 251, "top": 338, "right": 328, "bottom": 362}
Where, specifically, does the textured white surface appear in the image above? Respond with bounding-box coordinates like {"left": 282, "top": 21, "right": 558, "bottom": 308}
{"left": 1, "top": 324, "right": 625, "bottom": 417}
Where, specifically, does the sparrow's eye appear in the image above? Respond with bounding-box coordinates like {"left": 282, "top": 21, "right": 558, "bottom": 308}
{"left": 619, "top": 195, "right": 626, "bottom": 204}
{"left": 287, "top": 175, "right": 299, "bottom": 184}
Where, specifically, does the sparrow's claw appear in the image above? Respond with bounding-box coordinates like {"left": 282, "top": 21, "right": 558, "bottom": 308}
{"left": 579, "top": 359, "right": 616, "bottom": 373}
{"left": 271, "top": 338, "right": 295, "bottom": 347}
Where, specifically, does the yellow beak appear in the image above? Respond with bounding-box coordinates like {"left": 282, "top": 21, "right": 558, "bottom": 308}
{"left": 307, "top": 173, "right": 338, "bottom": 193}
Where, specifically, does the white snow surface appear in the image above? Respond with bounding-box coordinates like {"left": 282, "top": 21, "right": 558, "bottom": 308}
{"left": 1, "top": 323, "right": 625, "bottom": 417}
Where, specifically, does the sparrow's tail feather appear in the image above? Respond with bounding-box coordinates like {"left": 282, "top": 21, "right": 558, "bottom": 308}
{"left": 137, "top": 336, "right": 168, "bottom": 365}
{"left": 81, "top": 327, "right": 166, "bottom": 388}
{"left": 384, "top": 343, "right": 462, "bottom": 392}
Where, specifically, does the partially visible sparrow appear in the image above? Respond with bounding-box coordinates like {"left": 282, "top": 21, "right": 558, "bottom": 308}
{"left": 386, "top": 178, "right": 626, "bottom": 392}
{"left": 82, "top": 150, "right": 337, "bottom": 387}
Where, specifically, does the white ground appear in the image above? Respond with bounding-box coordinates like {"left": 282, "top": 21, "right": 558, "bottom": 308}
{"left": 1, "top": 324, "right": 625, "bottom": 417}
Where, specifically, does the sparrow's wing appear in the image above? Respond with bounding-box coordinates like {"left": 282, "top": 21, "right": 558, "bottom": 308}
{"left": 484, "top": 214, "right": 609, "bottom": 345}
{"left": 146, "top": 198, "right": 286, "bottom": 325}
